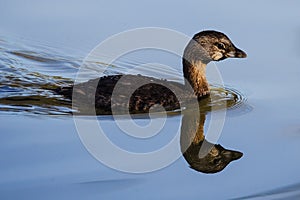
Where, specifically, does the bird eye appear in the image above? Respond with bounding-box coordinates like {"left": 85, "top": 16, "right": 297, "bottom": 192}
{"left": 216, "top": 43, "right": 226, "bottom": 50}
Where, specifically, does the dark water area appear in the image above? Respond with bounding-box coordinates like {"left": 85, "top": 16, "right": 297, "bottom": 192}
{"left": 1, "top": 0, "right": 300, "bottom": 199}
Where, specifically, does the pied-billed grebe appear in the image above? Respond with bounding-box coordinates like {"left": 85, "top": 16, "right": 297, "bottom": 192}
{"left": 56, "top": 30, "right": 247, "bottom": 115}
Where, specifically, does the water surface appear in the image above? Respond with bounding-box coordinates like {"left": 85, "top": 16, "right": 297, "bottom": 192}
{"left": 1, "top": 1, "right": 300, "bottom": 199}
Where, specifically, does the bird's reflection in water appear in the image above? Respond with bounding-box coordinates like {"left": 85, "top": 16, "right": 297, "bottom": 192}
{"left": 180, "top": 111, "right": 243, "bottom": 174}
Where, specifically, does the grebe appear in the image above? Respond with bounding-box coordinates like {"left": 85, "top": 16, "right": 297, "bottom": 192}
{"left": 56, "top": 30, "right": 246, "bottom": 115}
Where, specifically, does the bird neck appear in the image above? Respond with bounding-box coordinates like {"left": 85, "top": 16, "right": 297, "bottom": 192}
{"left": 183, "top": 60, "right": 209, "bottom": 98}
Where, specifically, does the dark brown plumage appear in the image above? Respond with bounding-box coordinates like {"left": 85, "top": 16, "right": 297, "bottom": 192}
{"left": 56, "top": 30, "right": 246, "bottom": 115}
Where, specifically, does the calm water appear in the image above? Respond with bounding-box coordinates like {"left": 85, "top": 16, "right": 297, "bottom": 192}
{"left": 1, "top": 1, "right": 300, "bottom": 199}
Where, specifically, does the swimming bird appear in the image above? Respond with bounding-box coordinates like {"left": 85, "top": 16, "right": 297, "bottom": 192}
{"left": 56, "top": 30, "right": 247, "bottom": 115}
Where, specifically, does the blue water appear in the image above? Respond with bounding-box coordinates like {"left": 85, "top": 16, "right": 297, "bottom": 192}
{"left": 1, "top": 1, "right": 300, "bottom": 199}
